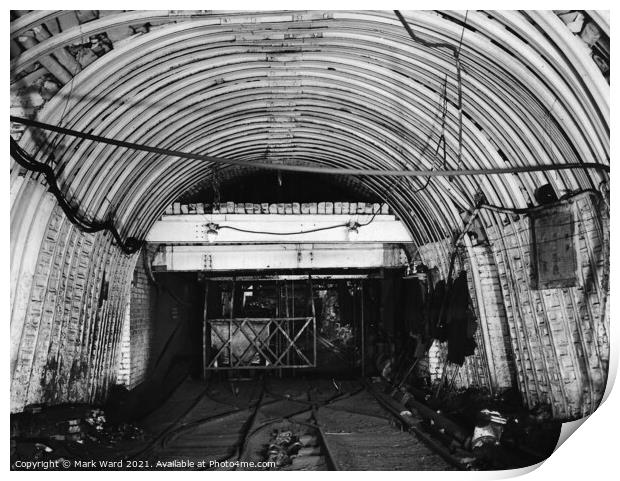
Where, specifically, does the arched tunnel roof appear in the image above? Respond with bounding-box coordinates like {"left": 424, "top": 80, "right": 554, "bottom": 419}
{"left": 10, "top": 10, "right": 610, "bottom": 248}
{"left": 8, "top": 9, "right": 611, "bottom": 418}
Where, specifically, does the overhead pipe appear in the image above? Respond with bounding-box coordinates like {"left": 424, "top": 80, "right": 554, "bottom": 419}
{"left": 13, "top": 116, "right": 608, "bottom": 177}
{"left": 11, "top": 10, "right": 609, "bottom": 249}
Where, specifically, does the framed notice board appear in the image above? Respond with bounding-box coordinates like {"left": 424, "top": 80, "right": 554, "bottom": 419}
{"left": 530, "top": 203, "right": 577, "bottom": 289}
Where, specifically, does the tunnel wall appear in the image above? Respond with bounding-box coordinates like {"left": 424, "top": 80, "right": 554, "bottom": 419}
{"left": 114, "top": 272, "right": 202, "bottom": 418}
{"left": 127, "top": 251, "right": 156, "bottom": 389}
{"left": 115, "top": 250, "right": 157, "bottom": 390}
{"left": 485, "top": 195, "right": 609, "bottom": 419}
{"left": 417, "top": 195, "right": 609, "bottom": 419}
{"left": 9, "top": 10, "right": 609, "bottom": 421}
{"left": 116, "top": 303, "right": 131, "bottom": 386}
{"left": 417, "top": 239, "right": 515, "bottom": 394}
{"left": 467, "top": 244, "right": 518, "bottom": 391}
{"left": 10, "top": 174, "right": 136, "bottom": 413}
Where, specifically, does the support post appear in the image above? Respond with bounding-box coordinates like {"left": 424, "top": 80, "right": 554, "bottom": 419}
{"left": 361, "top": 280, "right": 366, "bottom": 378}
{"left": 229, "top": 278, "right": 235, "bottom": 369}
{"left": 203, "top": 279, "right": 210, "bottom": 380}
{"left": 308, "top": 274, "right": 317, "bottom": 367}
{"left": 276, "top": 280, "right": 282, "bottom": 378}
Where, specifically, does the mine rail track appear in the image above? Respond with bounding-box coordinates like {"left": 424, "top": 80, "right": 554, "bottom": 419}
{"left": 127, "top": 377, "right": 474, "bottom": 471}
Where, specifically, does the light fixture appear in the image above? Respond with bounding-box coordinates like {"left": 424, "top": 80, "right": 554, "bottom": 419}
{"left": 206, "top": 222, "right": 219, "bottom": 243}
{"left": 345, "top": 220, "right": 361, "bottom": 241}
{"left": 346, "top": 220, "right": 360, "bottom": 232}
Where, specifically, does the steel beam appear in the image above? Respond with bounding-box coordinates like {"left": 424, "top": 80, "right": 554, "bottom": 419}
{"left": 146, "top": 214, "right": 413, "bottom": 243}
{"left": 151, "top": 243, "right": 407, "bottom": 271}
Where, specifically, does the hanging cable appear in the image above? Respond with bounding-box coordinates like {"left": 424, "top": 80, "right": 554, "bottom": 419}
{"left": 219, "top": 223, "right": 351, "bottom": 236}
{"left": 456, "top": 10, "right": 469, "bottom": 56}
{"left": 412, "top": 75, "right": 449, "bottom": 195}
{"left": 10, "top": 137, "right": 142, "bottom": 255}
{"left": 214, "top": 207, "right": 382, "bottom": 236}
{"left": 394, "top": 10, "right": 466, "bottom": 169}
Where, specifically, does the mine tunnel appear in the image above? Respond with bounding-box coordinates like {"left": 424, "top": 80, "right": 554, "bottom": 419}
{"left": 10, "top": 10, "right": 610, "bottom": 471}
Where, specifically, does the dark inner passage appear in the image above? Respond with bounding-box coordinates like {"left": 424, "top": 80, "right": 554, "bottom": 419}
{"left": 128, "top": 270, "right": 388, "bottom": 409}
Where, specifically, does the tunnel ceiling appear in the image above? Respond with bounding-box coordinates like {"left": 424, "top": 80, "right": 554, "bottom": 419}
{"left": 178, "top": 170, "right": 382, "bottom": 204}
{"left": 10, "top": 10, "right": 610, "bottom": 248}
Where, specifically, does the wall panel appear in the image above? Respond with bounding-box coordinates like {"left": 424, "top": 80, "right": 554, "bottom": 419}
{"left": 10, "top": 177, "right": 137, "bottom": 412}
{"left": 487, "top": 194, "right": 608, "bottom": 418}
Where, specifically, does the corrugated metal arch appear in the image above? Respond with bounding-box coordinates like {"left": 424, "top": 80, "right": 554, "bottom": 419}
{"left": 12, "top": 10, "right": 609, "bottom": 246}
{"left": 9, "top": 10, "right": 610, "bottom": 413}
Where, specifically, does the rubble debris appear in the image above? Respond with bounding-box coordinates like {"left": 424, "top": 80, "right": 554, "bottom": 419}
{"left": 11, "top": 403, "right": 146, "bottom": 469}
{"left": 385, "top": 380, "right": 561, "bottom": 469}
{"left": 471, "top": 409, "right": 507, "bottom": 449}
{"left": 557, "top": 11, "right": 585, "bottom": 33}
{"left": 40, "top": 78, "right": 61, "bottom": 100}
{"left": 74, "top": 47, "right": 99, "bottom": 68}
{"left": 263, "top": 427, "right": 322, "bottom": 470}
{"left": 580, "top": 21, "right": 602, "bottom": 47}
{"left": 265, "top": 429, "right": 297, "bottom": 468}
{"left": 75, "top": 10, "right": 99, "bottom": 24}
{"left": 89, "top": 34, "right": 113, "bottom": 56}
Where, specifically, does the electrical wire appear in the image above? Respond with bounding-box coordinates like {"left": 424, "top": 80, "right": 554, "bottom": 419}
{"left": 412, "top": 75, "right": 449, "bottom": 194}
{"left": 456, "top": 10, "right": 469, "bottom": 56}
{"left": 219, "top": 223, "right": 349, "bottom": 236}
{"left": 394, "top": 10, "right": 466, "bottom": 169}
{"left": 9, "top": 117, "right": 609, "bottom": 176}
{"left": 216, "top": 207, "right": 382, "bottom": 236}
{"left": 10, "top": 137, "right": 142, "bottom": 255}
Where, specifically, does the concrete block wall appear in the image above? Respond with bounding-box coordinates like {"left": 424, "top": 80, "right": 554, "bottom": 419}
{"left": 127, "top": 250, "right": 156, "bottom": 389}
{"left": 113, "top": 249, "right": 156, "bottom": 390}
{"left": 163, "top": 201, "right": 390, "bottom": 216}
{"left": 426, "top": 340, "right": 447, "bottom": 382}
{"left": 10, "top": 175, "right": 137, "bottom": 412}
{"left": 116, "top": 302, "right": 131, "bottom": 386}
{"left": 486, "top": 194, "right": 609, "bottom": 419}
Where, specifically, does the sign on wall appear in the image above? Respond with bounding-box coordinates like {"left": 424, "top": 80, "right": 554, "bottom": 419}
{"left": 531, "top": 203, "right": 577, "bottom": 289}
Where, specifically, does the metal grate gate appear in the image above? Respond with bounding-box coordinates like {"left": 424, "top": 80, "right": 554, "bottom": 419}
{"left": 203, "top": 317, "right": 317, "bottom": 372}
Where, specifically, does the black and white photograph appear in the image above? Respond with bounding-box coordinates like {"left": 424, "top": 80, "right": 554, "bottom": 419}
{"left": 7, "top": 5, "right": 613, "bottom": 474}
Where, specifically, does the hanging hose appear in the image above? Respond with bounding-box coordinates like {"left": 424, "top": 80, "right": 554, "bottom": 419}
{"left": 10, "top": 137, "right": 142, "bottom": 255}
